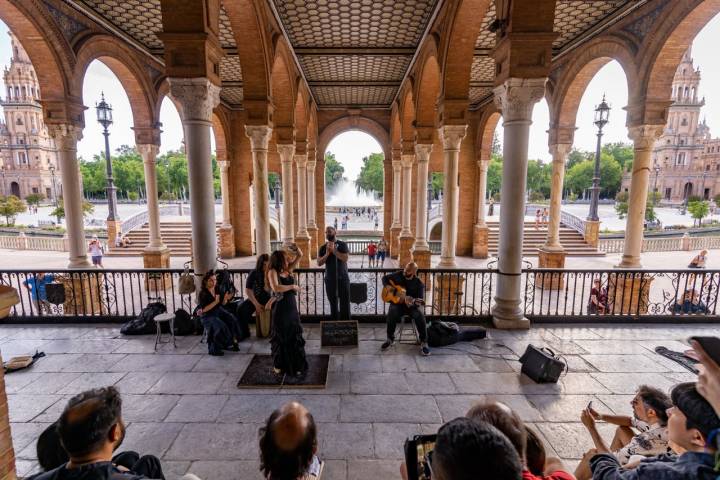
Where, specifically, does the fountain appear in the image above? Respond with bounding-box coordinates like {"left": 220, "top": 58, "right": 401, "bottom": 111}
{"left": 326, "top": 178, "right": 383, "bottom": 207}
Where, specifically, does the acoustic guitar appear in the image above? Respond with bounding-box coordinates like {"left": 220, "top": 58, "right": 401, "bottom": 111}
{"left": 381, "top": 280, "right": 424, "bottom": 305}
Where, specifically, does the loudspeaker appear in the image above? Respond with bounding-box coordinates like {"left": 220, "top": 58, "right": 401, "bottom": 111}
{"left": 519, "top": 344, "right": 566, "bottom": 383}
{"left": 349, "top": 282, "right": 367, "bottom": 304}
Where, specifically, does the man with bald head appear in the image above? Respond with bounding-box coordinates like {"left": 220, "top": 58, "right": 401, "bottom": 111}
{"left": 381, "top": 262, "right": 430, "bottom": 355}
{"left": 259, "top": 402, "right": 322, "bottom": 480}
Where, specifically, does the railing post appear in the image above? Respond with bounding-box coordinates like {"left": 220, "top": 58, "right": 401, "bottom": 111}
{"left": 682, "top": 233, "right": 690, "bottom": 251}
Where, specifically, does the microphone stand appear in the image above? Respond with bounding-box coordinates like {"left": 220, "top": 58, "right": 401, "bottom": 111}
{"left": 334, "top": 241, "right": 340, "bottom": 319}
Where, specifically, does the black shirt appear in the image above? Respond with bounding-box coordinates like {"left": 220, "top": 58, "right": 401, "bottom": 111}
{"left": 382, "top": 271, "right": 425, "bottom": 300}
{"left": 198, "top": 287, "right": 219, "bottom": 315}
{"left": 319, "top": 240, "right": 350, "bottom": 280}
{"left": 29, "top": 462, "right": 148, "bottom": 480}
{"left": 245, "top": 270, "right": 271, "bottom": 305}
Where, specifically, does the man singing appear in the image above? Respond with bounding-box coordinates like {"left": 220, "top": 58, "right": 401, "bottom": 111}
{"left": 381, "top": 262, "right": 430, "bottom": 356}
{"left": 318, "top": 226, "right": 351, "bottom": 319}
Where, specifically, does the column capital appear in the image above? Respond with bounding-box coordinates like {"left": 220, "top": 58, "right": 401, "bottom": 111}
{"left": 277, "top": 144, "right": 296, "bottom": 163}
{"left": 627, "top": 124, "right": 664, "bottom": 150}
{"left": 401, "top": 153, "right": 414, "bottom": 168}
{"left": 307, "top": 158, "right": 316, "bottom": 169}
{"left": 245, "top": 125, "right": 272, "bottom": 150}
{"left": 295, "top": 153, "right": 308, "bottom": 166}
{"left": 168, "top": 77, "right": 220, "bottom": 122}
{"left": 48, "top": 123, "right": 83, "bottom": 149}
{"left": 549, "top": 143, "right": 572, "bottom": 159}
{"left": 415, "top": 143, "right": 433, "bottom": 162}
{"left": 137, "top": 143, "right": 160, "bottom": 161}
{"left": 392, "top": 160, "right": 402, "bottom": 170}
{"left": 133, "top": 126, "right": 162, "bottom": 146}
{"left": 439, "top": 125, "right": 467, "bottom": 151}
{"left": 493, "top": 77, "right": 546, "bottom": 122}
{"left": 476, "top": 159, "right": 489, "bottom": 171}
{"left": 218, "top": 160, "right": 230, "bottom": 171}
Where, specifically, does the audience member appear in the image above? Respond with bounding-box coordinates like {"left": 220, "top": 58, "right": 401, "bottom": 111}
{"left": 29, "top": 387, "right": 165, "bottom": 480}
{"left": 688, "top": 250, "right": 708, "bottom": 269}
{"left": 575, "top": 385, "right": 672, "bottom": 479}
{"left": 466, "top": 401, "right": 574, "bottom": 480}
{"left": 236, "top": 253, "right": 272, "bottom": 336}
{"left": 524, "top": 426, "right": 547, "bottom": 477}
{"left": 259, "top": 401, "right": 321, "bottom": 480}
{"left": 691, "top": 339, "right": 720, "bottom": 416}
{"left": 588, "top": 279, "right": 608, "bottom": 314}
{"left": 36, "top": 422, "right": 69, "bottom": 471}
{"left": 432, "top": 417, "right": 523, "bottom": 480}
{"left": 198, "top": 271, "right": 241, "bottom": 356}
{"left": 23, "top": 271, "right": 54, "bottom": 315}
{"left": 589, "top": 382, "right": 720, "bottom": 480}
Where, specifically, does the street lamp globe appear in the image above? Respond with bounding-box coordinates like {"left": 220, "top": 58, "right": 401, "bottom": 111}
{"left": 95, "top": 92, "right": 113, "bottom": 129}
{"left": 594, "top": 94, "right": 610, "bottom": 130}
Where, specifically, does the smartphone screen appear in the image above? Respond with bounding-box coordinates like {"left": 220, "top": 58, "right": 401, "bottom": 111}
{"left": 416, "top": 436, "right": 436, "bottom": 480}
{"left": 690, "top": 336, "right": 720, "bottom": 365}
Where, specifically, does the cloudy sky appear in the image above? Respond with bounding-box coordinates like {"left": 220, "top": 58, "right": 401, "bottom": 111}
{"left": 0, "top": 13, "right": 719, "bottom": 182}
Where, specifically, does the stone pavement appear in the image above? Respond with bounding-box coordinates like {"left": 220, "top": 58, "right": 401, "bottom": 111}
{"left": 2, "top": 323, "right": 711, "bottom": 479}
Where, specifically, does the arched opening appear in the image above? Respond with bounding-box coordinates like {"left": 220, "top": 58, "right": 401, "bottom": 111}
{"left": 684, "top": 182, "right": 694, "bottom": 200}
{"left": 324, "top": 130, "right": 384, "bottom": 236}
{"left": 10, "top": 181, "right": 20, "bottom": 197}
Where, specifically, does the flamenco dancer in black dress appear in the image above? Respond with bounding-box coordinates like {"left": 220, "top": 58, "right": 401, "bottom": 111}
{"left": 267, "top": 247, "right": 308, "bottom": 376}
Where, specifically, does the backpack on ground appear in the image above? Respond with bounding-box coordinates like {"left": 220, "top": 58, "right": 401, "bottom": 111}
{"left": 173, "top": 308, "right": 194, "bottom": 336}
{"left": 427, "top": 321, "right": 461, "bottom": 347}
{"left": 120, "top": 302, "right": 167, "bottom": 335}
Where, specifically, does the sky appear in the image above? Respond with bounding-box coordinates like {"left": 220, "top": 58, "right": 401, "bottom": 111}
{"left": 0, "top": 12, "right": 719, "bottom": 171}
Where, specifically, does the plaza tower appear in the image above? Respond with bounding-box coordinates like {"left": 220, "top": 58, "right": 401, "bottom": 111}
{"left": 0, "top": 31, "right": 59, "bottom": 200}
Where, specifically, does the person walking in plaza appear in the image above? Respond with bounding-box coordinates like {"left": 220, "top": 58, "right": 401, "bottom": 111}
{"left": 318, "top": 226, "right": 351, "bottom": 320}
{"left": 377, "top": 237, "right": 388, "bottom": 267}
{"left": 688, "top": 249, "right": 708, "bottom": 268}
{"left": 374, "top": 215, "right": 379, "bottom": 230}
{"left": 381, "top": 262, "right": 430, "bottom": 356}
{"left": 88, "top": 236, "right": 104, "bottom": 268}
{"left": 367, "top": 240, "right": 377, "bottom": 268}
{"left": 542, "top": 207, "right": 549, "bottom": 227}
{"left": 23, "top": 271, "right": 54, "bottom": 315}
{"left": 267, "top": 247, "right": 308, "bottom": 376}
{"left": 535, "top": 209, "right": 542, "bottom": 230}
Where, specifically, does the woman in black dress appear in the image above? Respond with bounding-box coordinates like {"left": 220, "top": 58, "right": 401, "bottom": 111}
{"left": 267, "top": 247, "right": 308, "bottom": 375}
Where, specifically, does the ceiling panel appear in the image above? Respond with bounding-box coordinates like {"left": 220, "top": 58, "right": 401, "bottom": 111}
{"left": 553, "top": 1, "right": 627, "bottom": 48}
{"left": 220, "top": 56, "right": 242, "bottom": 82}
{"left": 470, "top": 56, "right": 495, "bottom": 83}
{"left": 300, "top": 55, "right": 410, "bottom": 82}
{"left": 312, "top": 86, "right": 397, "bottom": 106}
{"left": 78, "top": 0, "right": 163, "bottom": 50}
{"left": 220, "top": 87, "right": 243, "bottom": 106}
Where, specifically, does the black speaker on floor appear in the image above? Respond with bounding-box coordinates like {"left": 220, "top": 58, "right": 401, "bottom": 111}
{"left": 519, "top": 344, "right": 566, "bottom": 383}
{"left": 349, "top": 282, "right": 367, "bottom": 303}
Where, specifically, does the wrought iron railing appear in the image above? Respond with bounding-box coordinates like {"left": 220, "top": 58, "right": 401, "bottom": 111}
{"left": 269, "top": 240, "right": 441, "bottom": 255}
{"left": 560, "top": 210, "right": 586, "bottom": 235}
{"left": 2, "top": 267, "right": 718, "bottom": 324}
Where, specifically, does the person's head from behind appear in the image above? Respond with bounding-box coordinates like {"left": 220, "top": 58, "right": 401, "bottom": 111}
{"left": 57, "top": 387, "right": 124, "bottom": 462}
{"left": 37, "top": 421, "right": 69, "bottom": 471}
{"left": 466, "top": 401, "right": 526, "bottom": 463}
{"left": 259, "top": 401, "right": 317, "bottom": 480}
{"left": 667, "top": 382, "right": 720, "bottom": 452}
{"left": 256, "top": 253, "right": 270, "bottom": 273}
{"left": 632, "top": 385, "right": 671, "bottom": 425}
{"left": 433, "top": 417, "right": 522, "bottom": 480}
{"left": 524, "top": 426, "right": 546, "bottom": 476}
{"left": 404, "top": 262, "right": 418, "bottom": 279}
{"left": 269, "top": 250, "right": 287, "bottom": 273}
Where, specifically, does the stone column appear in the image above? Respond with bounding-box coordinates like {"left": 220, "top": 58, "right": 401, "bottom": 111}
{"left": 539, "top": 143, "right": 571, "bottom": 270}
{"left": 278, "top": 144, "right": 296, "bottom": 247}
{"left": 49, "top": 124, "right": 91, "bottom": 268}
{"left": 295, "top": 153, "right": 311, "bottom": 267}
{"left": 138, "top": 144, "right": 170, "bottom": 268}
{"left": 246, "top": 126, "right": 273, "bottom": 256}
{"left": 217, "top": 160, "right": 235, "bottom": 258}
{"left": 169, "top": 78, "right": 220, "bottom": 278}
{"left": 399, "top": 154, "right": 415, "bottom": 267}
{"left": 412, "top": 144, "right": 433, "bottom": 268}
{"left": 306, "top": 149, "right": 318, "bottom": 259}
{"left": 390, "top": 156, "right": 402, "bottom": 259}
{"left": 473, "top": 160, "right": 490, "bottom": 258}
{"left": 491, "top": 78, "right": 546, "bottom": 329}
{"left": 438, "top": 125, "right": 468, "bottom": 267}
{"left": 618, "top": 125, "right": 664, "bottom": 268}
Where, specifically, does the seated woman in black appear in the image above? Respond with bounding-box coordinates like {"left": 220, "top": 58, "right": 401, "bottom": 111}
{"left": 198, "top": 271, "right": 242, "bottom": 356}
{"left": 236, "top": 253, "right": 272, "bottom": 335}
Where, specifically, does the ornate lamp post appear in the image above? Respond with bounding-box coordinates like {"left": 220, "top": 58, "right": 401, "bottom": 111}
{"left": 49, "top": 165, "right": 60, "bottom": 224}
{"left": 95, "top": 92, "right": 118, "bottom": 222}
{"left": 653, "top": 164, "right": 660, "bottom": 206}
{"left": 0, "top": 165, "right": 5, "bottom": 196}
{"left": 274, "top": 177, "right": 281, "bottom": 241}
{"left": 588, "top": 94, "right": 610, "bottom": 221}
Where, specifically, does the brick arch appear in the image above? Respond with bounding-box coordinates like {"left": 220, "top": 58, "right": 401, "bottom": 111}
{"left": 294, "top": 84, "right": 310, "bottom": 146}
{"left": 640, "top": 1, "right": 720, "bottom": 125}
{"left": 437, "top": 0, "right": 492, "bottom": 106}
{"left": 224, "top": 0, "right": 273, "bottom": 112}
{"left": 0, "top": 0, "right": 72, "bottom": 103}
{"left": 399, "top": 85, "right": 416, "bottom": 145}
{"left": 317, "top": 116, "right": 391, "bottom": 161}
{"left": 211, "top": 110, "right": 231, "bottom": 159}
{"left": 550, "top": 36, "right": 637, "bottom": 133}
{"left": 307, "top": 105, "right": 318, "bottom": 151}
{"left": 270, "top": 41, "right": 297, "bottom": 135}
{"left": 73, "top": 35, "right": 159, "bottom": 129}
{"left": 476, "top": 108, "right": 501, "bottom": 162}
{"left": 390, "top": 106, "right": 402, "bottom": 149}
{"left": 413, "top": 41, "right": 442, "bottom": 133}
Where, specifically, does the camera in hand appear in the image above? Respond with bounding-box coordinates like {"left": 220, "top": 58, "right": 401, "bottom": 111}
{"left": 404, "top": 434, "right": 436, "bottom": 480}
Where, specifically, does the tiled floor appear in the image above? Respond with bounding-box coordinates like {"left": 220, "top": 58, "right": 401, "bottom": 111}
{"left": 2, "top": 323, "right": 710, "bottom": 479}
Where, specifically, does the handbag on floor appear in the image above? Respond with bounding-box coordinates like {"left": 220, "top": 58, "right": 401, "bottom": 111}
{"left": 519, "top": 344, "right": 566, "bottom": 383}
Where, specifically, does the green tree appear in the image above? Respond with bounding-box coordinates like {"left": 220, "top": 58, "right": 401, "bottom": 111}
{"left": 486, "top": 155, "right": 503, "bottom": 196}
{"left": 354, "top": 152, "right": 384, "bottom": 196}
{"left": 25, "top": 193, "right": 44, "bottom": 207}
{"left": 491, "top": 132, "right": 501, "bottom": 155}
{"left": 430, "top": 172, "right": 444, "bottom": 199}
{"left": 325, "top": 151, "right": 345, "bottom": 189}
{"left": 49, "top": 198, "right": 94, "bottom": 221}
{"left": 602, "top": 142, "right": 634, "bottom": 170}
{"left": 564, "top": 153, "right": 622, "bottom": 198}
{"left": 0, "top": 195, "right": 26, "bottom": 225}
{"left": 688, "top": 200, "right": 710, "bottom": 227}
{"left": 526, "top": 159, "right": 552, "bottom": 198}
{"left": 615, "top": 191, "right": 657, "bottom": 223}
{"left": 566, "top": 148, "right": 592, "bottom": 169}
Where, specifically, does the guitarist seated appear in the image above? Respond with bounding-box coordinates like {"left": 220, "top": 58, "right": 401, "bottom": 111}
{"left": 381, "top": 262, "right": 430, "bottom": 356}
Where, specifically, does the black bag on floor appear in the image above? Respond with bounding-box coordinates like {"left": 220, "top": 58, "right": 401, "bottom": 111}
{"left": 427, "top": 321, "right": 461, "bottom": 347}
{"left": 173, "top": 308, "right": 194, "bottom": 336}
{"left": 120, "top": 302, "right": 167, "bottom": 335}
{"left": 519, "top": 344, "right": 566, "bottom": 383}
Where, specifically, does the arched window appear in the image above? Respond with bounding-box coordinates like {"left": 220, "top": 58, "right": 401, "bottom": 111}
{"left": 680, "top": 139, "right": 685, "bottom": 146}
{"left": 21, "top": 86, "right": 26, "bottom": 98}
{"left": 684, "top": 87, "right": 689, "bottom": 98}
{"left": 676, "top": 153, "right": 686, "bottom": 166}
{"left": 18, "top": 152, "right": 26, "bottom": 164}
{"left": 16, "top": 116, "right": 22, "bottom": 126}
{"left": 681, "top": 117, "right": 688, "bottom": 126}
{"left": 6, "top": 87, "right": 11, "bottom": 99}
{"left": 14, "top": 87, "right": 19, "bottom": 98}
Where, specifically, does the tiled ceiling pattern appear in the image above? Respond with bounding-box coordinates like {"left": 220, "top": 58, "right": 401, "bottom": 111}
{"left": 470, "top": 56, "right": 495, "bottom": 83}
{"left": 220, "top": 56, "right": 242, "bottom": 82}
{"left": 220, "top": 87, "right": 243, "bottom": 106}
{"left": 474, "top": 3, "right": 497, "bottom": 49}
{"left": 77, "top": 0, "right": 163, "bottom": 50}
{"left": 469, "top": 87, "right": 494, "bottom": 105}
{"left": 273, "top": 0, "right": 437, "bottom": 107}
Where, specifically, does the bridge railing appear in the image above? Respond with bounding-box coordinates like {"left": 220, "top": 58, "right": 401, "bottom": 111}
{"left": 560, "top": 210, "right": 586, "bottom": 235}
{"left": 2, "top": 267, "right": 718, "bottom": 324}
